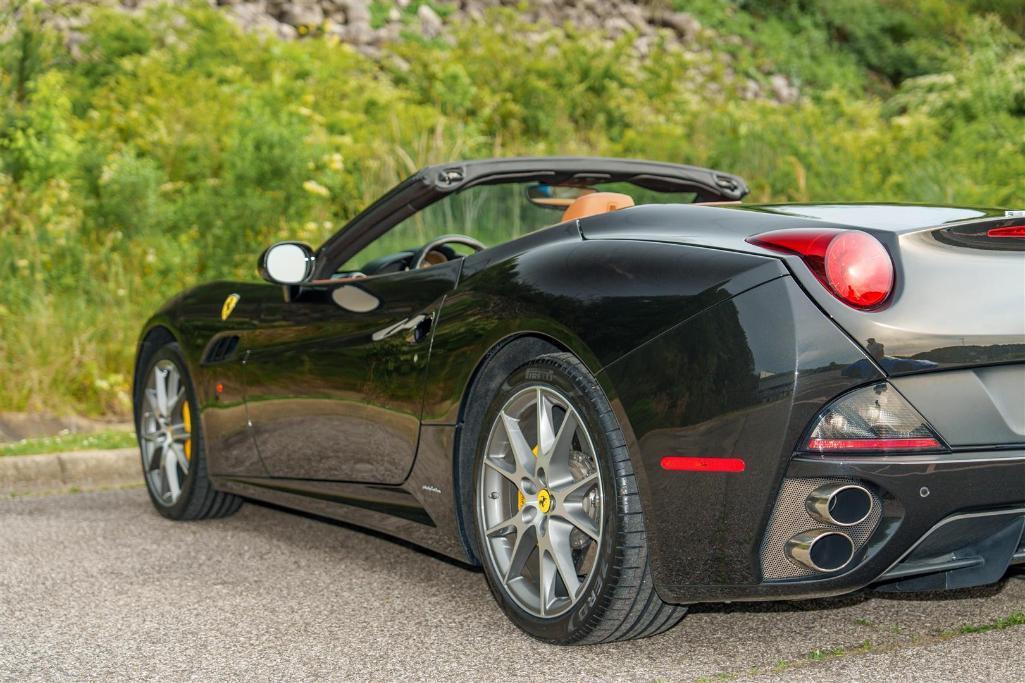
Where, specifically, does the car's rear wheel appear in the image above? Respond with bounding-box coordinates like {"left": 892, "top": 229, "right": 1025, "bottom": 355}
{"left": 136, "top": 342, "right": 242, "bottom": 520}
{"left": 472, "top": 352, "right": 687, "bottom": 644}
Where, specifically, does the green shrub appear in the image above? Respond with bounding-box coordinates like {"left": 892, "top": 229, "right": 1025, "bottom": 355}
{"left": 0, "top": 1, "right": 1023, "bottom": 416}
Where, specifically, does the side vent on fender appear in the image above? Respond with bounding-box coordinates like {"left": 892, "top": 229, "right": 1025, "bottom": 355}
{"left": 202, "top": 335, "right": 240, "bottom": 365}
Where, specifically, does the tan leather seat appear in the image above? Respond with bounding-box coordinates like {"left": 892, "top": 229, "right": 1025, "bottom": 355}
{"left": 561, "top": 191, "right": 635, "bottom": 222}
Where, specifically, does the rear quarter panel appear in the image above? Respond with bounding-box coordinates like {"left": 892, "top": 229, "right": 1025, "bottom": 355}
{"left": 600, "top": 276, "right": 882, "bottom": 599}
{"left": 421, "top": 225, "right": 786, "bottom": 424}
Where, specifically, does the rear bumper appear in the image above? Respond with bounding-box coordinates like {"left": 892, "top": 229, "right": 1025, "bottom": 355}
{"left": 656, "top": 448, "right": 1025, "bottom": 603}
{"left": 875, "top": 507, "right": 1025, "bottom": 592}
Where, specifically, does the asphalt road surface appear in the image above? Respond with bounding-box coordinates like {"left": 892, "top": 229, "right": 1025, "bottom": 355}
{"left": 2, "top": 488, "right": 1024, "bottom": 682}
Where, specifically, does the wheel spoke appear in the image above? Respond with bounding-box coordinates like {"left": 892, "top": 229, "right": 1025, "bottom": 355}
{"left": 166, "top": 387, "right": 185, "bottom": 414}
{"left": 540, "top": 411, "right": 578, "bottom": 488}
{"left": 165, "top": 369, "right": 181, "bottom": 413}
{"left": 151, "top": 466, "right": 164, "bottom": 497}
{"left": 500, "top": 410, "right": 536, "bottom": 478}
{"left": 485, "top": 512, "right": 519, "bottom": 538}
{"left": 154, "top": 366, "right": 168, "bottom": 417}
{"left": 548, "top": 519, "right": 581, "bottom": 597}
{"left": 483, "top": 457, "right": 518, "bottom": 485}
{"left": 169, "top": 423, "right": 190, "bottom": 441}
{"left": 537, "top": 545, "right": 558, "bottom": 617}
{"left": 145, "top": 388, "right": 160, "bottom": 416}
{"left": 555, "top": 500, "right": 600, "bottom": 542}
{"left": 170, "top": 443, "right": 190, "bottom": 475}
{"left": 554, "top": 472, "right": 598, "bottom": 502}
{"left": 140, "top": 429, "right": 162, "bottom": 443}
{"left": 162, "top": 446, "right": 181, "bottom": 500}
{"left": 503, "top": 524, "right": 536, "bottom": 583}
{"left": 146, "top": 443, "right": 165, "bottom": 471}
{"left": 536, "top": 389, "right": 556, "bottom": 461}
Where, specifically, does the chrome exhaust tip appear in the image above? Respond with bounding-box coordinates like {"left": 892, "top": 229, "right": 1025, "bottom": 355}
{"left": 806, "top": 484, "right": 873, "bottom": 527}
{"left": 785, "top": 530, "right": 854, "bottom": 572}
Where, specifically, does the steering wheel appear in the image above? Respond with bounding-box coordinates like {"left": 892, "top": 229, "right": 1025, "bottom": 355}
{"left": 408, "top": 234, "right": 486, "bottom": 271}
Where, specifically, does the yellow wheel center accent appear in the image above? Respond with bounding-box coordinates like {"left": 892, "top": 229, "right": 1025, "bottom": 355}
{"left": 182, "top": 400, "right": 192, "bottom": 461}
{"left": 537, "top": 488, "right": 552, "bottom": 514}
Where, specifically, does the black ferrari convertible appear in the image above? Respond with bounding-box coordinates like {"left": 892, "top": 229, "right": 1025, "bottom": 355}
{"left": 134, "top": 157, "right": 1025, "bottom": 644}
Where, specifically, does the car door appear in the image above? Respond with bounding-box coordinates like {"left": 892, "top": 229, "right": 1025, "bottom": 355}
{"left": 243, "top": 260, "right": 458, "bottom": 483}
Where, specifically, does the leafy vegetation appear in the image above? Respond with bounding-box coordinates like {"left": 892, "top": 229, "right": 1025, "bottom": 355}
{"left": 1, "top": 0, "right": 1023, "bottom": 416}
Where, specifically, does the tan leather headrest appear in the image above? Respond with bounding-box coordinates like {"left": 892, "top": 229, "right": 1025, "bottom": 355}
{"left": 561, "top": 192, "right": 635, "bottom": 222}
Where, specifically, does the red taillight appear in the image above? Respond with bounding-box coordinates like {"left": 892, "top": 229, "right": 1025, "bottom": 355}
{"left": 660, "top": 456, "right": 746, "bottom": 472}
{"left": 806, "top": 437, "right": 941, "bottom": 452}
{"left": 988, "top": 225, "right": 1025, "bottom": 239}
{"left": 747, "top": 229, "right": 894, "bottom": 309}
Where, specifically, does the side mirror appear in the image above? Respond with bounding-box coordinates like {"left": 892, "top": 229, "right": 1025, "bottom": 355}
{"left": 258, "top": 242, "right": 315, "bottom": 285}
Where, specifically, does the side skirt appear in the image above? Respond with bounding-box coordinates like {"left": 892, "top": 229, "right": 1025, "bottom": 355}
{"left": 215, "top": 475, "right": 469, "bottom": 563}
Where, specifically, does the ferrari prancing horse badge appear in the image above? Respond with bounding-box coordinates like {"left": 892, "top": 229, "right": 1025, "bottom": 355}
{"left": 221, "top": 293, "right": 240, "bottom": 321}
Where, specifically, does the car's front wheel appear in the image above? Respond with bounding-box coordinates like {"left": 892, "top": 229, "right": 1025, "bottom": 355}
{"left": 473, "top": 352, "right": 687, "bottom": 644}
{"left": 136, "top": 342, "right": 242, "bottom": 520}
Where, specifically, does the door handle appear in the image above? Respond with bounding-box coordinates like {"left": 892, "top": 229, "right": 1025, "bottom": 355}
{"left": 412, "top": 314, "right": 433, "bottom": 344}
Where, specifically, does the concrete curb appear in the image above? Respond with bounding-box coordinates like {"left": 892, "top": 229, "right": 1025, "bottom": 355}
{"left": 0, "top": 448, "right": 142, "bottom": 496}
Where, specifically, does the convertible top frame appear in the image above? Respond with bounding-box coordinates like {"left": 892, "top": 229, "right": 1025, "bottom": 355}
{"left": 312, "top": 156, "right": 749, "bottom": 279}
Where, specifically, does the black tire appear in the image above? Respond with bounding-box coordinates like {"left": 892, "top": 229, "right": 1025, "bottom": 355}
{"left": 135, "top": 342, "right": 243, "bottom": 521}
{"left": 471, "top": 352, "right": 687, "bottom": 645}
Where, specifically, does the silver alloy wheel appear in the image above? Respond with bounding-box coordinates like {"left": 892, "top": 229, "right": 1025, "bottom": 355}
{"left": 140, "top": 359, "right": 192, "bottom": 506}
{"left": 478, "top": 385, "right": 604, "bottom": 618}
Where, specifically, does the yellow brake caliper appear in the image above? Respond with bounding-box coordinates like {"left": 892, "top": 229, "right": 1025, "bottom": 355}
{"left": 182, "top": 400, "right": 192, "bottom": 461}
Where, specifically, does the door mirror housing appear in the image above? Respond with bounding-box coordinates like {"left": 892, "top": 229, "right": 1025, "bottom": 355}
{"left": 259, "top": 242, "right": 315, "bottom": 285}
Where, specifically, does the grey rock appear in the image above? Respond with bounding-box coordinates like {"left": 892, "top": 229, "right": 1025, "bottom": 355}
{"left": 342, "top": 21, "right": 375, "bottom": 44}
{"left": 619, "top": 3, "right": 650, "bottom": 34}
{"left": 276, "top": 21, "right": 299, "bottom": 39}
{"left": 228, "top": 2, "right": 297, "bottom": 40}
{"left": 418, "top": 3, "right": 443, "bottom": 38}
{"left": 605, "top": 16, "right": 632, "bottom": 37}
{"left": 341, "top": 0, "right": 371, "bottom": 25}
{"left": 27, "top": 0, "right": 795, "bottom": 107}
{"left": 377, "top": 21, "right": 402, "bottom": 43}
{"left": 770, "top": 73, "right": 800, "bottom": 103}
{"left": 657, "top": 10, "right": 701, "bottom": 42}
{"left": 741, "top": 78, "right": 762, "bottom": 100}
{"left": 280, "top": 1, "right": 324, "bottom": 27}
{"left": 356, "top": 44, "right": 383, "bottom": 59}
{"left": 66, "top": 30, "right": 87, "bottom": 61}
